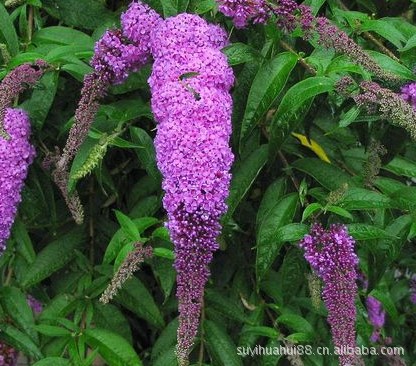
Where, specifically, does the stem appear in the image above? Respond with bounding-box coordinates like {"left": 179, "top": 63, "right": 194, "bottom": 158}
{"left": 279, "top": 40, "right": 317, "bottom": 76}
{"left": 27, "top": 6, "right": 34, "bottom": 44}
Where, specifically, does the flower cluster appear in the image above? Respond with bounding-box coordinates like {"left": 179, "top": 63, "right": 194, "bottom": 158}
{"left": 90, "top": 29, "right": 148, "bottom": 85}
{"left": 50, "top": 1, "right": 161, "bottom": 224}
{"left": 121, "top": 0, "right": 162, "bottom": 51}
{"left": 0, "top": 61, "right": 47, "bottom": 138}
{"left": 366, "top": 296, "right": 386, "bottom": 342}
{"left": 0, "top": 109, "right": 35, "bottom": 254}
{"left": 353, "top": 81, "right": 416, "bottom": 140}
{"left": 217, "top": 0, "right": 269, "bottom": 28}
{"left": 400, "top": 82, "right": 416, "bottom": 109}
{"left": 299, "top": 223, "right": 359, "bottom": 366}
{"left": 149, "top": 14, "right": 234, "bottom": 365}
{"left": 216, "top": 0, "right": 398, "bottom": 82}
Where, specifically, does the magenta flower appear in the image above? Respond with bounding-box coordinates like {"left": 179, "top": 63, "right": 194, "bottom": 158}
{"left": 149, "top": 14, "right": 234, "bottom": 365}
{"left": 401, "top": 82, "right": 416, "bottom": 109}
{"left": 121, "top": 0, "right": 162, "bottom": 51}
{"left": 0, "top": 109, "right": 36, "bottom": 254}
{"left": 299, "top": 223, "right": 359, "bottom": 366}
{"left": 217, "top": 0, "right": 269, "bottom": 28}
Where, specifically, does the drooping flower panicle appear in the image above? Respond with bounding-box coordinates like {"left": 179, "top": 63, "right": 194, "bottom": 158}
{"left": 49, "top": 0, "right": 161, "bottom": 224}
{"left": 0, "top": 108, "right": 35, "bottom": 254}
{"left": 149, "top": 14, "right": 234, "bottom": 365}
{"left": 0, "top": 61, "right": 47, "bottom": 139}
{"left": 299, "top": 223, "right": 359, "bottom": 366}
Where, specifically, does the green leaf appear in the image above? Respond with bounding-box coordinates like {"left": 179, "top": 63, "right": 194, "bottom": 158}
{"left": 22, "top": 71, "right": 59, "bottom": 130}
{"left": 360, "top": 19, "right": 406, "bottom": 49}
{"left": 241, "top": 326, "right": 279, "bottom": 338}
{"left": 224, "top": 145, "right": 268, "bottom": 222}
{"left": 21, "top": 228, "right": 86, "bottom": 288}
{"left": 32, "top": 358, "right": 70, "bottom": 366}
{"left": 347, "top": 224, "right": 394, "bottom": 240}
{"left": 0, "top": 323, "right": 43, "bottom": 359}
{"left": 291, "top": 158, "right": 353, "bottom": 191}
{"left": 34, "top": 325, "right": 71, "bottom": 337}
{"left": 391, "top": 187, "right": 416, "bottom": 211}
{"left": 383, "top": 156, "right": 416, "bottom": 178}
{"left": 161, "top": 0, "right": 189, "bottom": 17}
{"left": 277, "top": 314, "right": 314, "bottom": 338}
{"left": 340, "top": 188, "right": 391, "bottom": 210}
{"left": 268, "top": 77, "right": 334, "bottom": 160}
{"left": 240, "top": 52, "right": 298, "bottom": 146}
{"left": 256, "top": 194, "right": 299, "bottom": 281}
{"left": 93, "top": 303, "right": 132, "bottom": 344}
{"left": 0, "top": 3, "right": 19, "bottom": 56}
{"left": 32, "top": 26, "right": 94, "bottom": 47}
{"left": 115, "top": 210, "right": 141, "bottom": 242}
{"left": 12, "top": 219, "right": 36, "bottom": 264}
{"left": 256, "top": 177, "right": 287, "bottom": 230}
{"left": 205, "top": 289, "right": 248, "bottom": 324}
{"left": 84, "top": 328, "right": 142, "bottom": 366}
{"left": 116, "top": 277, "right": 164, "bottom": 328}
{"left": 103, "top": 217, "right": 159, "bottom": 264}
{"left": 205, "top": 320, "right": 243, "bottom": 366}
{"left": 41, "top": 0, "right": 115, "bottom": 30}
{"left": 399, "top": 33, "right": 416, "bottom": 51}
{"left": 223, "top": 42, "right": 261, "bottom": 66}
{"left": 130, "top": 127, "right": 161, "bottom": 181}
{"left": 302, "top": 202, "right": 323, "bottom": 222}
{"left": 366, "top": 50, "right": 416, "bottom": 80}
{"left": 153, "top": 247, "right": 175, "bottom": 260}
{"left": 113, "top": 243, "right": 136, "bottom": 271}
{"left": 152, "top": 318, "right": 178, "bottom": 361}
{"left": 325, "top": 205, "right": 354, "bottom": 220}
{"left": 0, "top": 287, "right": 37, "bottom": 343}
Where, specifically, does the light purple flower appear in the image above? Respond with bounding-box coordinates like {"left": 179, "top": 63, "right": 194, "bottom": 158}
{"left": 27, "top": 295, "right": 42, "bottom": 315}
{"left": 0, "top": 343, "right": 18, "bottom": 366}
{"left": 121, "top": 0, "right": 162, "bottom": 52}
{"left": 0, "top": 108, "right": 35, "bottom": 254}
{"left": 217, "top": 0, "right": 269, "bottom": 28}
{"left": 149, "top": 14, "right": 234, "bottom": 365}
{"left": 91, "top": 29, "right": 148, "bottom": 85}
{"left": 401, "top": 82, "right": 416, "bottom": 109}
{"left": 366, "top": 296, "right": 385, "bottom": 328}
{"left": 299, "top": 223, "right": 359, "bottom": 366}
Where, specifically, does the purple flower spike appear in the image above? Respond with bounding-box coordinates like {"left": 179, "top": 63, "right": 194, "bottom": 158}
{"left": 150, "top": 14, "right": 234, "bottom": 365}
{"left": 299, "top": 223, "right": 359, "bottom": 366}
{"left": 0, "top": 109, "right": 35, "bottom": 255}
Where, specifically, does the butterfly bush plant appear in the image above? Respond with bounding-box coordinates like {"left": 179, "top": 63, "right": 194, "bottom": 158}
{"left": 0, "top": 0, "right": 415, "bottom": 365}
